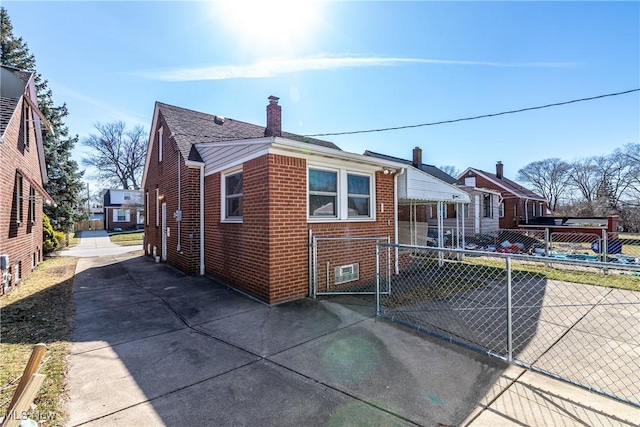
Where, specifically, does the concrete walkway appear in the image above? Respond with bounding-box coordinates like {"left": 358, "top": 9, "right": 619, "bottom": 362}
{"left": 66, "top": 242, "right": 638, "bottom": 425}
{"left": 62, "top": 230, "right": 143, "bottom": 257}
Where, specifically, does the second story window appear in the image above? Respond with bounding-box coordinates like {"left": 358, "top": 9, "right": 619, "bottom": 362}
{"left": 158, "top": 127, "right": 164, "bottom": 162}
{"left": 23, "top": 102, "right": 31, "bottom": 150}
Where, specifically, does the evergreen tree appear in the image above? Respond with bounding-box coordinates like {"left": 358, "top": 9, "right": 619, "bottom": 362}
{"left": 1, "top": 7, "right": 85, "bottom": 231}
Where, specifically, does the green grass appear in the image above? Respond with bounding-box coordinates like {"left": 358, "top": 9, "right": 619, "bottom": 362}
{"left": 109, "top": 231, "right": 143, "bottom": 246}
{"left": 465, "top": 256, "right": 640, "bottom": 291}
{"left": 0, "top": 256, "right": 78, "bottom": 426}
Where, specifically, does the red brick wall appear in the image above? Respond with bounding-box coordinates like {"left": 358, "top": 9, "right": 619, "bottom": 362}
{"left": 0, "top": 98, "right": 45, "bottom": 288}
{"left": 143, "top": 113, "right": 200, "bottom": 275}
{"left": 104, "top": 207, "right": 140, "bottom": 230}
{"left": 202, "top": 154, "right": 396, "bottom": 305}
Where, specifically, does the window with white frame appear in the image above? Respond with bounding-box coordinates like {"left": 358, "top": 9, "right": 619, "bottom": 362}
{"left": 463, "top": 203, "right": 470, "bottom": 218}
{"left": 498, "top": 201, "right": 505, "bottom": 218}
{"left": 222, "top": 169, "right": 243, "bottom": 221}
{"left": 308, "top": 167, "right": 373, "bottom": 220}
{"left": 347, "top": 173, "right": 370, "bottom": 217}
{"left": 539, "top": 202, "right": 544, "bottom": 216}
{"left": 124, "top": 192, "right": 131, "bottom": 201}
{"left": 158, "top": 127, "right": 163, "bottom": 162}
{"left": 309, "top": 169, "right": 337, "bottom": 217}
{"left": 114, "top": 209, "right": 129, "bottom": 222}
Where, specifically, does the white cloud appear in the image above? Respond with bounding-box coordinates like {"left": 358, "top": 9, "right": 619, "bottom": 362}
{"left": 134, "top": 56, "right": 576, "bottom": 82}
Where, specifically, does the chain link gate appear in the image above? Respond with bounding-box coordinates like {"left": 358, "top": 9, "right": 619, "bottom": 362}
{"left": 376, "top": 244, "right": 640, "bottom": 407}
{"left": 309, "top": 234, "right": 392, "bottom": 297}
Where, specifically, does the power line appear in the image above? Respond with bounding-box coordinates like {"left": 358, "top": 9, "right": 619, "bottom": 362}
{"left": 303, "top": 88, "right": 640, "bottom": 137}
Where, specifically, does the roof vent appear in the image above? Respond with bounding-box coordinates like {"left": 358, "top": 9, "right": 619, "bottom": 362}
{"left": 214, "top": 115, "right": 225, "bottom": 125}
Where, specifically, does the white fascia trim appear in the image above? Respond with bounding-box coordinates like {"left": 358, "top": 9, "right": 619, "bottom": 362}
{"left": 272, "top": 137, "right": 408, "bottom": 170}
{"left": 185, "top": 160, "right": 205, "bottom": 168}
{"left": 142, "top": 103, "right": 160, "bottom": 189}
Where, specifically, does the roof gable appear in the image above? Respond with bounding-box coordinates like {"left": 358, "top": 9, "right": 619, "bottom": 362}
{"left": 143, "top": 101, "right": 341, "bottom": 187}
{"left": 459, "top": 167, "right": 546, "bottom": 201}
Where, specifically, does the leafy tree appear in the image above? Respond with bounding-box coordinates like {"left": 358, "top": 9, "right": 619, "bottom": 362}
{"left": 82, "top": 121, "right": 147, "bottom": 190}
{"left": 1, "top": 7, "right": 85, "bottom": 231}
{"left": 516, "top": 158, "right": 571, "bottom": 212}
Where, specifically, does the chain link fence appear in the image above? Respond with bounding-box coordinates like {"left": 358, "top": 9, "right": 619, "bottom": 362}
{"left": 310, "top": 235, "right": 391, "bottom": 297}
{"left": 376, "top": 244, "right": 640, "bottom": 407}
{"left": 423, "top": 226, "right": 640, "bottom": 263}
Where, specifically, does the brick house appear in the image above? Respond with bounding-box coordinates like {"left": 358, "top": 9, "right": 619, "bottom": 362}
{"left": 459, "top": 162, "right": 548, "bottom": 229}
{"left": 0, "top": 65, "right": 54, "bottom": 292}
{"left": 100, "top": 188, "right": 144, "bottom": 230}
{"left": 141, "top": 96, "right": 414, "bottom": 304}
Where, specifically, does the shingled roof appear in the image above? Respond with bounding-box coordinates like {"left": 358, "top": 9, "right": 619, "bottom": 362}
{"left": 364, "top": 150, "right": 459, "bottom": 184}
{"left": 463, "top": 167, "right": 546, "bottom": 201}
{"left": 1, "top": 65, "right": 34, "bottom": 136}
{"left": 156, "top": 101, "right": 340, "bottom": 163}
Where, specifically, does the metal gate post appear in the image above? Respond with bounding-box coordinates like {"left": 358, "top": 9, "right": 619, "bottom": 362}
{"left": 312, "top": 236, "right": 318, "bottom": 298}
{"left": 506, "top": 257, "right": 513, "bottom": 362}
{"left": 544, "top": 228, "right": 550, "bottom": 256}
{"left": 386, "top": 236, "right": 391, "bottom": 294}
{"left": 375, "top": 242, "right": 380, "bottom": 316}
{"left": 602, "top": 229, "right": 608, "bottom": 262}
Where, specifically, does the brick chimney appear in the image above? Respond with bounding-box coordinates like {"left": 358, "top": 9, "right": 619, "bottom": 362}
{"left": 265, "top": 95, "right": 281, "bottom": 137}
{"left": 496, "top": 161, "right": 504, "bottom": 180}
{"left": 412, "top": 147, "right": 422, "bottom": 168}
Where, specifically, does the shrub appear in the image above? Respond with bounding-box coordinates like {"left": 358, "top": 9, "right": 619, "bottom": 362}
{"left": 43, "top": 213, "right": 62, "bottom": 253}
{"left": 54, "top": 230, "right": 67, "bottom": 248}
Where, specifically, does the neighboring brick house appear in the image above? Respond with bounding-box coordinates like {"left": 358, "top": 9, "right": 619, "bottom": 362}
{"left": 459, "top": 162, "right": 548, "bottom": 229}
{"left": 0, "top": 65, "right": 54, "bottom": 292}
{"left": 365, "top": 148, "right": 498, "bottom": 243}
{"left": 141, "top": 96, "right": 412, "bottom": 304}
{"left": 100, "top": 189, "right": 144, "bottom": 230}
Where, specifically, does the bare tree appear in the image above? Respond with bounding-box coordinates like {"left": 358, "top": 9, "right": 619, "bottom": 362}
{"left": 516, "top": 158, "right": 571, "bottom": 212}
{"left": 439, "top": 165, "right": 462, "bottom": 179}
{"left": 82, "top": 121, "right": 147, "bottom": 189}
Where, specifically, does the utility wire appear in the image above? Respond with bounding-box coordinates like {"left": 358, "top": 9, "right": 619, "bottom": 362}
{"left": 303, "top": 88, "right": 640, "bottom": 137}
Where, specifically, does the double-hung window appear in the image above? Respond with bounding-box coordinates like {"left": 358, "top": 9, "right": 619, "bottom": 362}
{"left": 223, "top": 170, "right": 243, "bottom": 221}
{"left": 28, "top": 186, "right": 35, "bottom": 224}
{"left": 308, "top": 167, "right": 373, "bottom": 220}
{"left": 309, "top": 169, "right": 338, "bottom": 217}
{"left": 483, "top": 194, "right": 493, "bottom": 218}
{"left": 347, "top": 174, "right": 370, "bottom": 217}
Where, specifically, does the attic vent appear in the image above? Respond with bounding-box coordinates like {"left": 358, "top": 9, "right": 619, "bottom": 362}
{"left": 334, "top": 263, "right": 359, "bottom": 285}
{"left": 213, "top": 115, "right": 225, "bottom": 125}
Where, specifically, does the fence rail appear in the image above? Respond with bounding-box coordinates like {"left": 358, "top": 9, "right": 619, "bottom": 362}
{"left": 376, "top": 243, "right": 640, "bottom": 407}
{"left": 421, "top": 226, "right": 640, "bottom": 265}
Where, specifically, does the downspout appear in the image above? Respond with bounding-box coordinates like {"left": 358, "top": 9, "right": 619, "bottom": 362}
{"left": 177, "top": 157, "right": 181, "bottom": 252}
{"left": 393, "top": 168, "right": 405, "bottom": 275}
{"left": 198, "top": 164, "right": 204, "bottom": 275}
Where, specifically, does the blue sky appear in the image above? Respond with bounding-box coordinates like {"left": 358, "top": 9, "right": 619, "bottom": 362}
{"left": 4, "top": 1, "right": 639, "bottom": 187}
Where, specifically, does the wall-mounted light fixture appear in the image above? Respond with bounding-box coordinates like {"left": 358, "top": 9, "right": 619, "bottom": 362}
{"left": 382, "top": 167, "right": 397, "bottom": 175}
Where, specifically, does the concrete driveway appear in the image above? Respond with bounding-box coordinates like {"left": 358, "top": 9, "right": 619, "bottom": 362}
{"left": 62, "top": 230, "right": 143, "bottom": 257}
{"left": 67, "top": 252, "right": 638, "bottom": 426}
